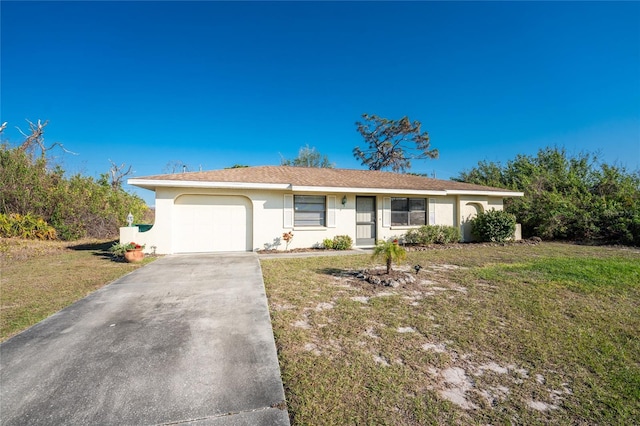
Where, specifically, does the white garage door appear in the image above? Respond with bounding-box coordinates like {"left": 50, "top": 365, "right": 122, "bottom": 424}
{"left": 173, "top": 195, "right": 252, "bottom": 253}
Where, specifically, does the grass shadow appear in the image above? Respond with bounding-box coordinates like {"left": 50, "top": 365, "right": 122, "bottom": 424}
{"left": 67, "top": 240, "right": 115, "bottom": 251}
{"left": 67, "top": 240, "right": 117, "bottom": 260}
{"left": 316, "top": 267, "right": 355, "bottom": 277}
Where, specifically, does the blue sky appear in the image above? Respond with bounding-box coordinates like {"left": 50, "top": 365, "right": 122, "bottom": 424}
{"left": 2, "top": 1, "right": 639, "bottom": 205}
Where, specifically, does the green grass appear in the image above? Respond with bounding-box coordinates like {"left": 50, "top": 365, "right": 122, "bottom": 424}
{"left": 0, "top": 238, "right": 156, "bottom": 341}
{"left": 262, "top": 243, "right": 640, "bottom": 425}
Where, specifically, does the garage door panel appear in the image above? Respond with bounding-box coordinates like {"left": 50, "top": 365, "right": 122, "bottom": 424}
{"left": 174, "top": 195, "right": 252, "bottom": 253}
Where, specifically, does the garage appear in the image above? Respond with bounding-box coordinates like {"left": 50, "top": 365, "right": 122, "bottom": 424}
{"left": 173, "top": 195, "right": 252, "bottom": 253}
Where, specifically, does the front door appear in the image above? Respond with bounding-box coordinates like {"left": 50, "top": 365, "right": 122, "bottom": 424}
{"left": 356, "top": 196, "right": 376, "bottom": 246}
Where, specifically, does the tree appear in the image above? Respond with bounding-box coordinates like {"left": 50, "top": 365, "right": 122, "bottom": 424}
{"left": 1, "top": 120, "right": 149, "bottom": 240}
{"left": 106, "top": 160, "right": 133, "bottom": 190}
{"left": 353, "top": 113, "right": 438, "bottom": 173}
{"left": 15, "top": 119, "right": 76, "bottom": 159}
{"left": 372, "top": 240, "right": 407, "bottom": 274}
{"left": 281, "top": 144, "right": 334, "bottom": 168}
{"left": 455, "top": 147, "right": 640, "bottom": 245}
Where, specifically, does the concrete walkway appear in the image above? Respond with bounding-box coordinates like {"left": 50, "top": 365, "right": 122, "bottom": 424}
{"left": 0, "top": 253, "right": 289, "bottom": 425}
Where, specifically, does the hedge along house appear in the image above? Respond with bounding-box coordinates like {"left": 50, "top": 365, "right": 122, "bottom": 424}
{"left": 121, "top": 166, "right": 524, "bottom": 254}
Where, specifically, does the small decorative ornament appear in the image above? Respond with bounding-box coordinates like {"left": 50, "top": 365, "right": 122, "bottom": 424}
{"left": 282, "top": 231, "right": 294, "bottom": 250}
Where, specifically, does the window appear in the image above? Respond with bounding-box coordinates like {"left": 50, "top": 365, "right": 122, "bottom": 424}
{"left": 391, "top": 197, "right": 426, "bottom": 226}
{"left": 294, "top": 195, "right": 326, "bottom": 226}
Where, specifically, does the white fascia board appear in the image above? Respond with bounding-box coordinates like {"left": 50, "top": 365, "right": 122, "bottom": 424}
{"left": 128, "top": 179, "right": 291, "bottom": 191}
{"left": 290, "top": 185, "right": 448, "bottom": 196}
{"left": 445, "top": 190, "right": 524, "bottom": 197}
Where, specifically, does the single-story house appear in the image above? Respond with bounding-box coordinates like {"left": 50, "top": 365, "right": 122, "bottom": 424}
{"left": 121, "top": 166, "right": 524, "bottom": 254}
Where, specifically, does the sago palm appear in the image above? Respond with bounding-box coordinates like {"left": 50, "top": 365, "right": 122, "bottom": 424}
{"left": 372, "top": 240, "right": 407, "bottom": 274}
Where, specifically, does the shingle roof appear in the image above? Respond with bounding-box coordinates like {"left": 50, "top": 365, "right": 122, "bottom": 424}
{"left": 130, "top": 166, "right": 520, "bottom": 195}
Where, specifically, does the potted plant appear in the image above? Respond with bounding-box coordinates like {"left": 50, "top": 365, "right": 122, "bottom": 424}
{"left": 123, "top": 241, "right": 145, "bottom": 263}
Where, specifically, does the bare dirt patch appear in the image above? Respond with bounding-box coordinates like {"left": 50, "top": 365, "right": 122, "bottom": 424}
{"left": 294, "top": 260, "right": 581, "bottom": 418}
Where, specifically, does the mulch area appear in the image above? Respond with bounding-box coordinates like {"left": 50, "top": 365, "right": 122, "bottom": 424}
{"left": 257, "top": 238, "right": 543, "bottom": 255}
{"left": 257, "top": 247, "right": 332, "bottom": 254}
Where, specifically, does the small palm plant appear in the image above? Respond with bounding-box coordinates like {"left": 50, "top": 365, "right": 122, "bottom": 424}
{"left": 372, "top": 239, "right": 407, "bottom": 274}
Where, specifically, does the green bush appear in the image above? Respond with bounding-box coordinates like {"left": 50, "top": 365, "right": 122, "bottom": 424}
{"left": 404, "top": 225, "right": 461, "bottom": 245}
{"left": 323, "top": 235, "right": 353, "bottom": 250}
{"left": 109, "top": 242, "right": 129, "bottom": 258}
{"left": 0, "top": 213, "right": 57, "bottom": 240}
{"left": 322, "top": 238, "right": 334, "bottom": 249}
{"left": 0, "top": 143, "right": 150, "bottom": 240}
{"left": 471, "top": 209, "right": 516, "bottom": 243}
{"left": 332, "top": 235, "right": 353, "bottom": 250}
{"left": 455, "top": 147, "right": 640, "bottom": 245}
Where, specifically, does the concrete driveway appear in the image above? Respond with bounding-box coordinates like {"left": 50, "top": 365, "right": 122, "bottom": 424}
{"left": 0, "top": 253, "right": 290, "bottom": 425}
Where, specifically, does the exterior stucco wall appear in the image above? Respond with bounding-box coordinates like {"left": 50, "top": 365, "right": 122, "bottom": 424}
{"left": 120, "top": 188, "right": 509, "bottom": 253}
{"left": 457, "top": 195, "right": 507, "bottom": 242}
{"left": 377, "top": 195, "right": 457, "bottom": 242}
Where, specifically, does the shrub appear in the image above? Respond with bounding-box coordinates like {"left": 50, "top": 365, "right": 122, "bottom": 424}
{"left": 332, "top": 235, "right": 353, "bottom": 250}
{"left": 322, "top": 238, "right": 334, "bottom": 249}
{"left": 471, "top": 209, "right": 516, "bottom": 243}
{"left": 1, "top": 143, "right": 150, "bottom": 240}
{"left": 404, "top": 225, "right": 461, "bottom": 245}
{"left": 109, "top": 242, "right": 129, "bottom": 258}
{"left": 440, "top": 226, "right": 462, "bottom": 243}
{"left": 455, "top": 147, "right": 640, "bottom": 245}
{"left": 323, "top": 235, "right": 353, "bottom": 250}
{"left": 0, "top": 213, "right": 57, "bottom": 240}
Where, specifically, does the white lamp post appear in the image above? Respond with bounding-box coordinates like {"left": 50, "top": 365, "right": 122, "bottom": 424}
{"left": 126, "top": 212, "right": 134, "bottom": 227}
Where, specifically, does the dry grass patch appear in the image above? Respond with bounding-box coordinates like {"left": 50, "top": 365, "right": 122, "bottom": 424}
{"left": 262, "top": 243, "right": 640, "bottom": 425}
{"left": 1, "top": 238, "right": 156, "bottom": 341}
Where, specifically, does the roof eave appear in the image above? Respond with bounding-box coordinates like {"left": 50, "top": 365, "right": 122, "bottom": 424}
{"left": 128, "top": 179, "right": 524, "bottom": 197}
{"left": 445, "top": 190, "right": 524, "bottom": 197}
{"left": 127, "top": 179, "right": 292, "bottom": 191}
{"left": 290, "top": 185, "right": 447, "bottom": 196}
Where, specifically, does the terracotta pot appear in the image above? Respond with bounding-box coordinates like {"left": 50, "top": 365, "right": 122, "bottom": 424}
{"left": 124, "top": 248, "right": 144, "bottom": 263}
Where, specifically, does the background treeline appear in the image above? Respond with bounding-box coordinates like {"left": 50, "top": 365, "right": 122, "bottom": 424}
{"left": 1, "top": 144, "right": 149, "bottom": 241}
{"left": 455, "top": 147, "right": 640, "bottom": 246}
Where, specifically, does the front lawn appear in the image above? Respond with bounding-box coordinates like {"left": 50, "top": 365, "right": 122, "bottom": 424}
{"left": 261, "top": 243, "right": 640, "bottom": 425}
{"left": 0, "top": 238, "right": 155, "bottom": 341}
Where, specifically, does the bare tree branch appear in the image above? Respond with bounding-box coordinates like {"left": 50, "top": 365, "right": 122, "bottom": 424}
{"left": 163, "top": 160, "right": 191, "bottom": 174}
{"left": 15, "top": 119, "right": 77, "bottom": 158}
{"left": 108, "top": 159, "right": 134, "bottom": 190}
{"left": 353, "top": 113, "right": 438, "bottom": 173}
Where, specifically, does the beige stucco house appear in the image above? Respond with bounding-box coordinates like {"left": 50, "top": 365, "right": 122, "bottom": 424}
{"left": 121, "top": 166, "right": 523, "bottom": 254}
